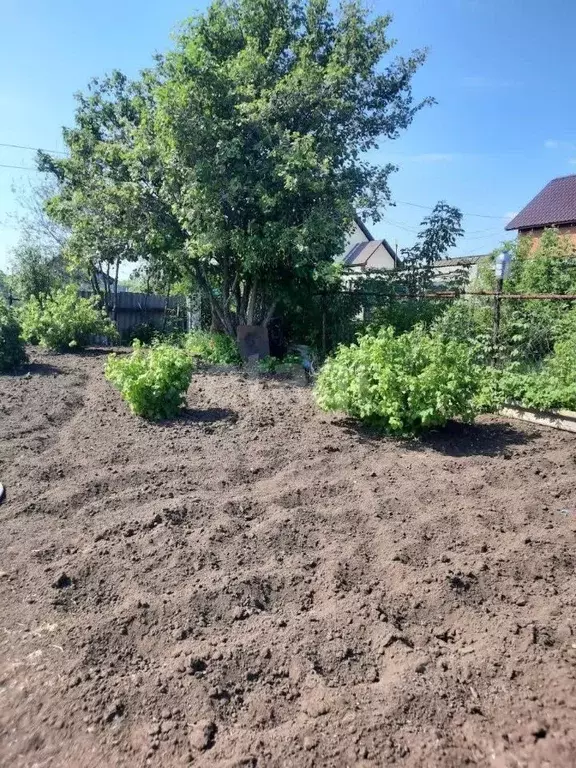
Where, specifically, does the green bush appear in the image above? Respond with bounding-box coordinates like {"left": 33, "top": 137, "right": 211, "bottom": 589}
{"left": 314, "top": 325, "right": 480, "bottom": 435}
{"left": 0, "top": 299, "right": 27, "bottom": 372}
{"left": 105, "top": 342, "right": 194, "bottom": 419}
{"left": 432, "top": 299, "right": 494, "bottom": 363}
{"left": 19, "top": 286, "right": 117, "bottom": 351}
{"left": 476, "top": 326, "right": 576, "bottom": 413}
{"left": 184, "top": 330, "right": 241, "bottom": 365}
{"left": 123, "top": 322, "right": 159, "bottom": 346}
{"left": 369, "top": 298, "right": 449, "bottom": 335}
{"left": 257, "top": 353, "right": 302, "bottom": 374}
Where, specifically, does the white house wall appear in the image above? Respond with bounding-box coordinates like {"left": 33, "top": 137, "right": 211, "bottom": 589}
{"left": 335, "top": 221, "right": 368, "bottom": 263}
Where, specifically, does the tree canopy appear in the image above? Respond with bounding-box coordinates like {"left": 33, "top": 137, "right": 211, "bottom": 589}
{"left": 41, "top": 0, "right": 431, "bottom": 334}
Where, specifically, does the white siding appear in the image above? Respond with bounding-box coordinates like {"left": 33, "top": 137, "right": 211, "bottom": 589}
{"left": 365, "top": 243, "right": 395, "bottom": 270}
{"left": 335, "top": 221, "right": 368, "bottom": 263}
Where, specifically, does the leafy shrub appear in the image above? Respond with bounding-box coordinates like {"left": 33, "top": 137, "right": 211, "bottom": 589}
{"left": 257, "top": 353, "right": 302, "bottom": 374}
{"left": 123, "top": 322, "right": 158, "bottom": 346}
{"left": 105, "top": 342, "right": 194, "bottom": 419}
{"left": 476, "top": 326, "right": 576, "bottom": 413}
{"left": 0, "top": 299, "right": 27, "bottom": 372}
{"left": 432, "top": 299, "right": 494, "bottom": 363}
{"left": 184, "top": 330, "right": 241, "bottom": 365}
{"left": 314, "top": 325, "right": 480, "bottom": 435}
{"left": 369, "top": 298, "right": 449, "bottom": 335}
{"left": 19, "top": 285, "right": 117, "bottom": 351}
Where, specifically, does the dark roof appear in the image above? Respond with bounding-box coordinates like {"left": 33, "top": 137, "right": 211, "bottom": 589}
{"left": 506, "top": 175, "right": 576, "bottom": 230}
{"left": 354, "top": 216, "right": 374, "bottom": 241}
{"left": 434, "top": 255, "right": 486, "bottom": 268}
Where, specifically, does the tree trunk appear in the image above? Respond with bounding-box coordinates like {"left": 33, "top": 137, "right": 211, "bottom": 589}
{"left": 162, "top": 283, "right": 172, "bottom": 332}
{"left": 246, "top": 280, "right": 258, "bottom": 325}
{"left": 261, "top": 298, "right": 278, "bottom": 327}
{"left": 112, "top": 256, "right": 120, "bottom": 323}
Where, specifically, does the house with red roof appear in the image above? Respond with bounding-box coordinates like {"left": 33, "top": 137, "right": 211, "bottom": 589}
{"left": 506, "top": 174, "right": 576, "bottom": 249}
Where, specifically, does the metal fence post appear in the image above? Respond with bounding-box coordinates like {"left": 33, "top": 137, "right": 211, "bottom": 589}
{"left": 492, "top": 251, "right": 511, "bottom": 364}
{"left": 492, "top": 275, "right": 503, "bottom": 357}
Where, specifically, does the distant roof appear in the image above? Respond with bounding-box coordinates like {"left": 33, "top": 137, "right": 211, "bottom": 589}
{"left": 506, "top": 175, "right": 576, "bottom": 230}
{"left": 434, "top": 255, "right": 487, "bottom": 268}
{"left": 343, "top": 239, "right": 397, "bottom": 267}
{"left": 354, "top": 216, "right": 374, "bottom": 241}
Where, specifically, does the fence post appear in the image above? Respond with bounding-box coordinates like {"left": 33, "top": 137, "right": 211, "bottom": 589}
{"left": 321, "top": 293, "right": 327, "bottom": 358}
{"left": 492, "top": 251, "right": 511, "bottom": 365}
{"left": 492, "top": 275, "right": 503, "bottom": 361}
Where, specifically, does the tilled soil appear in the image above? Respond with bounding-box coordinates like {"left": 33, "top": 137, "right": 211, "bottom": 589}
{"left": 0, "top": 350, "right": 575, "bottom": 768}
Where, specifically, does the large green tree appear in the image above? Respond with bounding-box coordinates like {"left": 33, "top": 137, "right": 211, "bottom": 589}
{"left": 151, "top": 0, "right": 429, "bottom": 333}
{"left": 42, "top": 0, "right": 430, "bottom": 335}
{"left": 39, "top": 72, "right": 184, "bottom": 313}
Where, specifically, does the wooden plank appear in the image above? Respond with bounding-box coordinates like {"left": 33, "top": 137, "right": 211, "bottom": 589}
{"left": 500, "top": 406, "right": 576, "bottom": 434}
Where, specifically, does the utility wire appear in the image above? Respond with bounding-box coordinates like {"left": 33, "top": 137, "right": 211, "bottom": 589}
{"left": 0, "top": 142, "right": 67, "bottom": 156}
{"left": 0, "top": 163, "right": 37, "bottom": 171}
{"left": 395, "top": 200, "right": 504, "bottom": 220}
{"left": 0, "top": 143, "right": 510, "bottom": 222}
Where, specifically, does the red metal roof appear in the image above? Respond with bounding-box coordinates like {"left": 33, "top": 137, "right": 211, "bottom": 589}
{"left": 506, "top": 175, "right": 576, "bottom": 231}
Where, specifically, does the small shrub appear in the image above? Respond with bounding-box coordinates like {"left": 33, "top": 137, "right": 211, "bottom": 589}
{"left": 184, "top": 330, "right": 241, "bottom": 365}
{"left": 257, "top": 353, "right": 302, "bottom": 374}
{"left": 0, "top": 299, "right": 27, "bottom": 372}
{"left": 19, "top": 285, "right": 117, "bottom": 351}
{"left": 105, "top": 342, "right": 194, "bottom": 419}
{"left": 476, "top": 326, "right": 576, "bottom": 413}
{"left": 314, "top": 325, "right": 480, "bottom": 435}
{"left": 123, "top": 322, "right": 158, "bottom": 346}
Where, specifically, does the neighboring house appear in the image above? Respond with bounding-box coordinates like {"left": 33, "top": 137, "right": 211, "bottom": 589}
{"left": 432, "top": 255, "right": 488, "bottom": 288}
{"left": 506, "top": 174, "right": 576, "bottom": 248}
{"left": 336, "top": 217, "right": 397, "bottom": 271}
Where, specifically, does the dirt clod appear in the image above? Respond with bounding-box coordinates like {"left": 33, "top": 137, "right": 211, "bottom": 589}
{"left": 188, "top": 720, "right": 217, "bottom": 751}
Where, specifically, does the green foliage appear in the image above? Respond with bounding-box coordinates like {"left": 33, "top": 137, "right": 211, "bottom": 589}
{"left": 432, "top": 299, "right": 494, "bottom": 363}
{"left": 42, "top": 0, "right": 430, "bottom": 337}
{"left": 105, "top": 342, "right": 194, "bottom": 419}
{"left": 19, "top": 285, "right": 117, "bottom": 351}
{"left": 315, "top": 325, "right": 480, "bottom": 435}
{"left": 0, "top": 269, "right": 13, "bottom": 299}
{"left": 184, "top": 330, "right": 241, "bottom": 365}
{"left": 396, "top": 202, "right": 464, "bottom": 295}
{"left": 0, "top": 299, "right": 27, "bottom": 372}
{"left": 369, "top": 298, "right": 448, "bottom": 335}
{"left": 257, "top": 353, "right": 301, "bottom": 374}
{"left": 123, "top": 323, "right": 159, "bottom": 346}
{"left": 476, "top": 322, "right": 576, "bottom": 413}
{"left": 9, "top": 241, "right": 66, "bottom": 304}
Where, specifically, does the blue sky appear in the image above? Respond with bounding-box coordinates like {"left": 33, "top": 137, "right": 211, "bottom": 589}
{"left": 1, "top": 0, "right": 576, "bottom": 271}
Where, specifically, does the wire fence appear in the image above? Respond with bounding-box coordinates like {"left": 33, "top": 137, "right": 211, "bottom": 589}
{"left": 317, "top": 286, "right": 576, "bottom": 370}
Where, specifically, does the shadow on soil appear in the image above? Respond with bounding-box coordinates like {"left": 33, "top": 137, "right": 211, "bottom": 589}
{"left": 340, "top": 419, "right": 537, "bottom": 458}
{"left": 1, "top": 362, "right": 63, "bottom": 378}
{"left": 174, "top": 407, "right": 238, "bottom": 425}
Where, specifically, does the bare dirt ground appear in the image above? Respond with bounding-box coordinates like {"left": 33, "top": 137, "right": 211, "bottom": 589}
{"left": 1, "top": 349, "right": 575, "bottom": 768}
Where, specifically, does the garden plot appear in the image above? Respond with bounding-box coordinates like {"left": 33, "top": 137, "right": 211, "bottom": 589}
{"left": 1, "top": 350, "right": 575, "bottom": 767}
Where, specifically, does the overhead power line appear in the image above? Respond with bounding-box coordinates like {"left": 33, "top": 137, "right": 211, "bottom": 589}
{"left": 0, "top": 163, "right": 37, "bottom": 171}
{"left": 395, "top": 200, "right": 504, "bottom": 220}
{"left": 0, "top": 144, "right": 510, "bottom": 222}
{"left": 0, "top": 142, "right": 67, "bottom": 156}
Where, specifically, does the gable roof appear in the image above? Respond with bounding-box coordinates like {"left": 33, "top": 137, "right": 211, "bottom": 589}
{"left": 354, "top": 216, "right": 374, "bottom": 241}
{"left": 506, "top": 175, "right": 576, "bottom": 231}
{"left": 343, "top": 239, "right": 396, "bottom": 267}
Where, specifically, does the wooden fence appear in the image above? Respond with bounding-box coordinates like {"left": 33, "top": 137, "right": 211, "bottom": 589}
{"left": 79, "top": 291, "right": 189, "bottom": 337}
{"left": 4, "top": 288, "right": 199, "bottom": 339}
